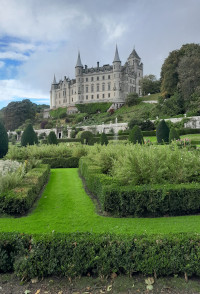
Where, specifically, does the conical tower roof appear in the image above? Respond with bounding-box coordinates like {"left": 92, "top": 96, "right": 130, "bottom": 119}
{"left": 52, "top": 74, "right": 56, "bottom": 84}
{"left": 128, "top": 48, "right": 140, "bottom": 60}
{"left": 76, "top": 51, "right": 83, "bottom": 67}
{"left": 113, "top": 45, "right": 121, "bottom": 62}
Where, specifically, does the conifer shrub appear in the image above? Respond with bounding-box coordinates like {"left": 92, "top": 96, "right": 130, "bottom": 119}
{"left": 100, "top": 133, "right": 108, "bottom": 145}
{"left": 169, "top": 127, "right": 180, "bottom": 142}
{"left": 80, "top": 131, "right": 94, "bottom": 145}
{"left": 21, "top": 124, "right": 38, "bottom": 147}
{"left": 0, "top": 122, "right": 8, "bottom": 158}
{"left": 129, "top": 125, "right": 144, "bottom": 144}
{"left": 47, "top": 131, "right": 58, "bottom": 145}
{"left": 156, "top": 120, "right": 169, "bottom": 143}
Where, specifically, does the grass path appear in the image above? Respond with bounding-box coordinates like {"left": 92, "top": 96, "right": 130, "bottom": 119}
{"left": 1, "top": 168, "right": 200, "bottom": 235}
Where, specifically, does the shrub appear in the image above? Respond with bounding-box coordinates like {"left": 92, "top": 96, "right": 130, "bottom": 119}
{"left": 80, "top": 131, "right": 94, "bottom": 145}
{"left": 0, "top": 122, "right": 8, "bottom": 158}
{"left": 100, "top": 133, "right": 108, "bottom": 145}
{"left": 41, "top": 157, "right": 79, "bottom": 168}
{"left": 125, "top": 93, "right": 139, "bottom": 106}
{"left": 169, "top": 127, "right": 180, "bottom": 142}
{"left": 76, "top": 102, "right": 112, "bottom": 114}
{"left": 40, "top": 121, "right": 48, "bottom": 129}
{"left": 129, "top": 125, "right": 144, "bottom": 144}
{"left": 47, "top": 131, "right": 58, "bottom": 145}
{"left": 21, "top": 124, "right": 37, "bottom": 147}
{"left": 140, "top": 120, "right": 155, "bottom": 131}
{"left": 156, "top": 120, "right": 169, "bottom": 143}
{"left": 128, "top": 119, "right": 142, "bottom": 130}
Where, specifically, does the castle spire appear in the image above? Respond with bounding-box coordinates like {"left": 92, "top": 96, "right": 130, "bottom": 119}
{"left": 113, "top": 45, "right": 121, "bottom": 62}
{"left": 76, "top": 51, "right": 83, "bottom": 67}
{"left": 52, "top": 74, "right": 56, "bottom": 84}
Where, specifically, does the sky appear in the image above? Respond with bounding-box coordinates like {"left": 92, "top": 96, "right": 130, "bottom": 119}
{"left": 0, "top": 0, "right": 199, "bottom": 110}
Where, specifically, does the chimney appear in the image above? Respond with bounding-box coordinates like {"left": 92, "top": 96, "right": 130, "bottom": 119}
{"left": 97, "top": 61, "right": 99, "bottom": 68}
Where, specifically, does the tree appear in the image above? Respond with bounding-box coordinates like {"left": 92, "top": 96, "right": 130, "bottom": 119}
{"left": 0, "top": 122, "right": 8, "bottom": 158}
{"left": 80, "top": 131, "right": 94, "bottom": 145}
{"left": 169, "top": 127, "right": 180, "bottom": 142}
{"left": 48, "top": 131, "right": 58, "bottom": 145}
{"left": 129, "top": 125, "right": 144, "bottom": 144}
{"left": 140, "top": 75, "right": 161, "bottom": 96}
{"left": 125, "top": 93, "right": 139, "bottom": 106}
{"left": 128, "top": 119, "right": 142, "bottom": 130}
{"left": 156, "top": 120, "right": 169, "bottom": 144}
{"left": 21, "top": 124, "right": 38, "bottom": 147}
{"left": 100, "top": 133, "right": 108, "bottom": 145}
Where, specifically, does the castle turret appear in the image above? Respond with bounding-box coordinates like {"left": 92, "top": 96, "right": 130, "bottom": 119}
{"left": 50, "top": 74, "right": 57, "bottom": 109}
{"left": 75, "top": 51, "right": 83, "bottom": 103}
{"left": 112, "top": 45, "right": 122, "bottom": 102}
{"left": 127, "top": 48, "right": 143, "bottom": 96}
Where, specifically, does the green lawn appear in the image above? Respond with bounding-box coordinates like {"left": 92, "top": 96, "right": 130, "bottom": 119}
{"left": 1, "top": 168, "right": 200, "bottom": 235}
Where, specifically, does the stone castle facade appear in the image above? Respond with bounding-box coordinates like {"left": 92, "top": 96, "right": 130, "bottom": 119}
{"left": 50, "top": 46, "right": 143, "bottom": 109}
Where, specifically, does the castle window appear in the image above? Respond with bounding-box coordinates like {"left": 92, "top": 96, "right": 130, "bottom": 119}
{"left": 86, "top": 85, "right": 88, "bottom": 93}
{"left": 108, "top": 83, "right": 111, "bottom": 91}
{"left": 102, "top": 76, "right": 105, "bottom": 80}
{"left": 139, "top": 72, "right": 140, "bottom": 77}
{"left": 102, "top": 83, "right": 105, "bottom": 91}
{"left": 79, "top": 78, "right": 80, "bottom": 82}
{"left": 59, "top": 93, "right": 60, "bottom": 98}
{"left": 108, "top": 93, "right": 110, "bottom": 98}
{"left": 72, "top": 89, "right": 73, "bottom": 94}
{"left": 97, "top": 94, "right": 99, "bottom": 99}
{"left": 97, "top": 84, "right": 99, "bottom": 92}
{"left": 102, "top": 94, "right": 105, "bottom": 98}
{"left": 86, "top": 77, "right": 88, "bottom": 82}
{"left": 91, "top": 77, "right": 93, "bottom": 81}
{"left": 114, "top": 65, "right": 115, "bottom": 69}
{"left": 91, "top": 95, "right": 94, "bottom": 99}
{"left": 72, "top": 98, "right": 73, "bottom": 102}
{"left": 108, "top": 75, "right": 110, "bottom": 79}
{"left": 91, "top": 84, "right": 94, "bottom": 92}
{"left": 86, "top": 95, "right": 88, "bottom": 100}
{"left": 97, "top": 76, "right": 99, "bottom": 81}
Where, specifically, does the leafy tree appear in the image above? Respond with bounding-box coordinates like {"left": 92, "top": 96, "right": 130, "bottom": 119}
{"left": 100, "top": 133, "right": 108, "bottom": 145}
{"left": 140, "top": 75, "right": 161, "bottom": 95}
{"left": 129, "top": 125, "right": 144, "bottom": 144}
{"left": 125, "top": 93, "right": 139, "bottom": 106}
{"left": 169, "top": 127, "right": 180, "bottom": 142}
{"left": 156, "top": 92, "right": 184, "bottom": 117}
{"left": 140, "top": 120, "right": 155, "bottom": 131}
{"left": 128, "top": 119, "right": 142, "bottom": 130}
{"left": 80, "top": 131, "right": 94, "bottom": 145}
{"left": 0, "top": 122, "right": 8, "bottom": 158}
{"left": 21, "top": 124, "right": 37, "bottom": 147}
{"left": 156, "top": 120, "right": 169, "bottom": 144}
{"left": 48, "top": 131, "right": 58, "bottom": 145}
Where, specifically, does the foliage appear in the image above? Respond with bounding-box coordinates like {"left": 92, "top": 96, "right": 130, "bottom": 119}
{"left": 41, "top": 157, "right": 79, "bottom": 168}
{"left": 140, "top": 120, "right": 155, "bottom": 131}
{"left": 0, "top": 164, "right": 49, "bottom": 215}
{"left": 40, "top": 120, "right": 48, "bottom": 129}
{"left": 156, "top": 92, "right": 184, "bottom": 117}
{"left": 169, "top": 127, "right": 180, "bottom": 142}
{"left": 0, "top": 121, "right": 8, "bottom": 158}
{"left": 49, "top": 107, "right": 67, "bottom": 119}
{"left": 140, "top": 74, "right": 160, "bottom": 95}
{"left": 80, "top": 131, "right": 94, "bottom": 145}
{"left": 21, "top": 124, "right": 38, "bottom": 147}
{"left": 125, "top": 93, "right": 140, "bottom": 106}
{"left": 76, "top": 103, "right": 112, "bottom": 114}
{"left": 129, "top": 125, "right": 144, "bottom": 144}
{"left": 156, "top": 120, "right": 169, "bottom": 143}
{"left": 47, "top": 131, "right": 58, "bottom": 145}
{"left": 100, "top": 133, "right": 108, "bottom": 145}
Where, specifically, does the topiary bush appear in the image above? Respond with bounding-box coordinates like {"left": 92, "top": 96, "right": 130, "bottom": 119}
{"left": 21, "top": 124, "right": 38, "bottom": 147}
{"left": 129, "top": 125, "right": 144, "bottom": 144}
{"left": 169, "top": 127, "right": 180, "bottom": 142}
{"left": 156, "top": 120, "right": 169, "bottom": 143}
{"left": 100, "top": 133, "right": 108, "bottom": 146}
{"left": 0, "top": 122, "right": 8, "bottom": 158}
{"left": 47, "top": 131, "right": 58, "bottom": 145}
{"left": 80, "top": 131, "right": 94, "bottom": 145}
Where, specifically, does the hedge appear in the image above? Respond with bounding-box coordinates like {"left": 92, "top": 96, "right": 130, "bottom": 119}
{"left": 79, "top": 158, "right": 200, "bottom": 217}
{"left": 76, "top": 102, "right": 112, "bottom": 114}
{"left": 142, "top": 130, "right": 156, "bottom": 136}
{"left": 179, "top": 128, "right": 200, "bottom": 135}
{"left": 41, "top": 157, "right": 79, "bottom": 168}
{"left": 0, "top": 164, "right": 50, "bottom": 215}
{"left": 57, "top": 138, "right": 81, "bottom": 143}
{"left": 1, "top": 232, "right": 200, "bottom": 279}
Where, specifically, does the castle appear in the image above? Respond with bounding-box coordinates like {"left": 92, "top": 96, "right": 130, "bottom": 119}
{"left": 50, "top": 46, "right": 143, "bottom": 110}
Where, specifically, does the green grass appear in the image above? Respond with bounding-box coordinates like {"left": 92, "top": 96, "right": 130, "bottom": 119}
{"left": 1, "top": 169, "right": 200, "bottom": 235}
{"left": 180, "top": 134, "right": 200, "bottom": 141}
{"left": 141, "top": 93, "right": 160, "bottom": 101}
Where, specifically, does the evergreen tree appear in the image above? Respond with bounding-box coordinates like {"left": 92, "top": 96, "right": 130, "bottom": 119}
{"left": 80, "top": 131, "right": 94, "bottom": 145}
{"left": 169, "top": 127, "right": 180, "bottom": 142}
{"left": 156, "top": 120, "right": 169, "bottom": 143}
{"left": 0, "top": 122, "right": 8, "bottom": 158}
{"left": 100, "top": 132, "right": 108, "bottom": 145}
{"left": 129, "top": 125, "right": 144, "bottom": 144}
{"left": 21, "top": 124, "right": 37, "bottom": 147}
{"left": 47, "top": 131, "right": 58, "bottom": 145}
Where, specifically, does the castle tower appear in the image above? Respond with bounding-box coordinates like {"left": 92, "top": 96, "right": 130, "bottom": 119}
{"left": 127, "top": 48, "right": 143, "bottom": 95}
{"left": 50, "top": 74, "right": 57, "bottom": 109}
{"left": 112, "top": 45, "right": 122, "bottom": 102}
{"left": 75, "top": 51, "right": 83, "bottom": 103}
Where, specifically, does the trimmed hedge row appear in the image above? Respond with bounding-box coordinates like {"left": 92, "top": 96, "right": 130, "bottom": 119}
{"left": 1, "top": 232, "right": 200, "bottom": 279}
{"left": 41, "top": 157, "right": 79, "bottom": 168}
{"left": 0, "top": 164, "right": 50, "bottom": 215}
{"left": 179, "top": 128, "right": 200, "bottom": 135}
{"left": 79, "top": 158, "right": 200, "bottom": 217}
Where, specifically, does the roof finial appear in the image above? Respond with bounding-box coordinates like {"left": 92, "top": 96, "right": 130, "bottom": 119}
{"left": 53, "top": 74, "right": 56, "bottom": 84}
{"left": 113, "top": 44, "right": 121, "bottom": 62}
{"left": 76, "top": 50, "right": 83, "bottom": 67}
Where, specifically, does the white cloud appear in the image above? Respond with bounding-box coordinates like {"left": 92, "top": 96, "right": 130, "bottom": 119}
{"left": 0, "top": 51, "right": 28, "bottom": 61}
